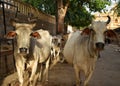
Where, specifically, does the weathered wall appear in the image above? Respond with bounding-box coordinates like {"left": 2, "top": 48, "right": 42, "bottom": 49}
{"left": 0, "top": 8, "right": 56, "bottom": 37}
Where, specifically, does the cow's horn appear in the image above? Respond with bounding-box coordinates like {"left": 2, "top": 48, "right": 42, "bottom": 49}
{"left": 106, "top": 15, "right": 111, "bottom": 24}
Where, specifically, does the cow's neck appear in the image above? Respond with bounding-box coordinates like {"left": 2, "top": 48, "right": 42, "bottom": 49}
{"left": 87, "top": 33, "right": 97, "bottom": 58}
{"left": 29, "top": 38, "right": 35, "bottom": 54}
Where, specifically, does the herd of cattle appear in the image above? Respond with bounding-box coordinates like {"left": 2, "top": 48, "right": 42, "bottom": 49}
{"left": 5, "top": 16, "right": 119, "bottom": 86}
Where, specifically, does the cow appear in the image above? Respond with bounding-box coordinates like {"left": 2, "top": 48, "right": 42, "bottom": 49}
{"left": 63, "top": 16, "right": 118, "bottom": 86}
{"left": 6, "top": 20, "right": 52, "bottom": 86}
{"left": 50, "top": 35, "right": 64, "bottom": 69}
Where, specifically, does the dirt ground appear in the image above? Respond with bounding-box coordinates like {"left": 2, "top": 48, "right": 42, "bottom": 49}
{"left": 46, "top": 44, "right": 120, "bottom": 86}
{"left": 0, "top": 44, "right": 120, "bottom": 86}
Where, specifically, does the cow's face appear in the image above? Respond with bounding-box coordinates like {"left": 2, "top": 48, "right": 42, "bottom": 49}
{"left": 92, "top": 21, "right": 107, "bottom": 50}
{"left": 81, "top": 22, "right": 107, "bottom": 50}
{"left": 81, "top": 23, "right": 117, "bottom": 51}
{"left": 52, "top": 35, "right": 63, "bottom": 47}
{"left": 6, "top": 21, "right": 40, "bottom": 55}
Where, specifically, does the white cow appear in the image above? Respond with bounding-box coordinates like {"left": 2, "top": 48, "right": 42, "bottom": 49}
{"left": 50, "top": 35, "right": 64, "bottom": 69}
{"left": 6, "top": 20, "right": 52, "bottom": 86}
{"left": 63, "top": 16, "right": 118, "bottom": 86}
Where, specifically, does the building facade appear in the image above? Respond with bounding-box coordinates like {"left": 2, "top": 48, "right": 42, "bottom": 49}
{"left": 94, "top": 11, "right": 120, "bottom": 30}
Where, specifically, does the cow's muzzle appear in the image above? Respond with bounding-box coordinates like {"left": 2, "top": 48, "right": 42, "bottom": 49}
{"left": 96, "top": 42, "right": 104, "bottom": 50}
{"left": 57, "top": 43, "right": 61, "bottom": 47}
{"left": 19, "top": 47, "right": 28, "bottom": 54}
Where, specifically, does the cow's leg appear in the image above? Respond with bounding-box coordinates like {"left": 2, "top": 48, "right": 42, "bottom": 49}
{"left": 56, "top": 50, "right": 60, "bottom": 57}
{"left": 50, "top": 55, "right": 60, "bottom": 69}
{"left": 50, "top": 52, "right": 60, "bottom": 69}
{"left": 74, "top": 64, "right": 80, "bottom": 86}
{"left": 29, "top": 60, "right": 38, "bottom": 85}
{"left": 56, "top": 50, "right": 60, "bottom": 62}
{"left": 15, "top": 54, "right": 26, "bottom": 86}
{"left": 38, "top": 63, "right": 43, "bottom": 81}
{"left": 84, "top": 66, "right": 94, "bottom": 86}
{"left": 42, "top": 57, "right": 50, "bottom": 82}
{"left": 53, "top": 49, "right": 56, "bottom": 58}
{"left": 16, "top": 63, "right": 24, "bottom": 86}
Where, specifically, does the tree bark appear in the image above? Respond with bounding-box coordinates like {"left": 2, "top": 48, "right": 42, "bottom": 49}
{"left": 56, "top": 0, "right": 69, "bottom": 34}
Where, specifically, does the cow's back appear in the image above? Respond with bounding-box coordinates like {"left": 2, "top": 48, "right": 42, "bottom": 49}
{"left": 63, "top": 31, "right": 81, "bottom": 64}
{"left": 33, "top": 29, "right": 52, "bottom": 63}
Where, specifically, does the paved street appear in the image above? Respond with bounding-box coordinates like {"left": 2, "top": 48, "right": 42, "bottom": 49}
{"left": 1, "top": 44, "right": 120, "bottom": 86}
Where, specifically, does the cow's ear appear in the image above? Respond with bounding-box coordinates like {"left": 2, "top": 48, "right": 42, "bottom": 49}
{"left": 105, "top": 30, "right": 118, "bottom": 38}
{"left": 30, "top": 32, "right": 41, "bottom": 39}
{"left": 81, "top": 28, "right": 92, "bottom": 35}
{"left": 105, "top": 30, "right": 119, "bottom": 44}
{"left": 5, "top": 31, "right": 17, "bottom": 39}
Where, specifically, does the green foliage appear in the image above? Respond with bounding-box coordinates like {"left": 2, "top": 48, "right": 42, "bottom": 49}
{"left": 22, "top": 0, "right": 56, "bottom": 15}
{"left": 87, "top": 0, "right": 110, "bottom": 12}
{"left": 65, "top": 6, "right": 93, "bottom": 27}
{"left": 22, "top": 0, "right": 111, "bottom": 27}
{"left": 22, "top": 0, "right": 41, "bottom": 8}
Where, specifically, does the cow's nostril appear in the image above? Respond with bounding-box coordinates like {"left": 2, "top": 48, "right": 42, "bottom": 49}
{"left": 96, "top": 42, "right": 104, "bottom": 50}
{"left": 58, "top": 43, "right": 60, "bottom": 47}
{"left": 19, "top": 48, "right": 27, "bottom": 53}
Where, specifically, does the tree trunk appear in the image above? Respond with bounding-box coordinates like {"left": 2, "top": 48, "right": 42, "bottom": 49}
{"left": 56, "top": 0, "right": 69, "bottom": 34}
